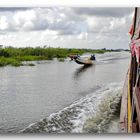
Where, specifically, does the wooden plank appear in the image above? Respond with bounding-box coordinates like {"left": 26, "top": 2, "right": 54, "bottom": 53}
{"left": 134, "top": 87, "right": 140, "bottom": 128}
{"left": 132, "top": 123, "right": 137, "bottom": 132}
{"left": 120, "top": 71, "right": 129, "bottom": 132}
{"left": 128, "top": 71, "right": 132, "bottom": 133}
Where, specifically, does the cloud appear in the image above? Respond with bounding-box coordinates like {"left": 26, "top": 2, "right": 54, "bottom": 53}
{"left": 0, "top": 16, "right": 8, "bottom": 30}
{"left": 0, "top": 7, "right": 133, "bottom": 35}
{"left": 13, "top": 10, "right": 36, "bottom": 30}
{"left": 86, "top": 12, "right": 132, "bottom": 36}
{"left": 0, "top": 7, "right": 30, "bottom": 12}
{"left": 42, "top": 7, "right": 84, "bottom": 35}
{"left": 0, "top": 7, "right": 134, "bottom": 49}
{"left": 73, "top": 7, "right": 133, "bottom": 18}
{"left": 13, "top": 10, "right": 36, "bottom": 24}
{"left": 0, "top": 7, "right": 86, "bottom": 35}
{"left": 6, "top": 8, "right": 49, "bottom": 32}
{"left": 77, "top": 32, "right": 88, "bottom": 40}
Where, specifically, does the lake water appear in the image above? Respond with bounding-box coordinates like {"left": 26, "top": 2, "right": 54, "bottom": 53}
{"left": 0, "top": 51, "right": 130, "bottom": 133}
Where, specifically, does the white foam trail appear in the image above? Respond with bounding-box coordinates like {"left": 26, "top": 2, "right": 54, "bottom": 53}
{"left": 96, "top": 51, "right": 130, "bottom": 64}
{"left": 20, "top": 82, "right": 123, "bottom": 133}
{"left": 71, "top": 82, "right": 122, "bottom": 133}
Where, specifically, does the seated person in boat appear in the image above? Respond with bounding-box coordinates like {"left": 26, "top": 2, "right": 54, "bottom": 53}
{"left": 90, "top": 54, "right": 96, "bottom": 60}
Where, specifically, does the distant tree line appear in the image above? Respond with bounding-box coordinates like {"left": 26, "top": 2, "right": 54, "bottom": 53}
{"left": 0, "top": 46, "right": 129, "bottom": 67}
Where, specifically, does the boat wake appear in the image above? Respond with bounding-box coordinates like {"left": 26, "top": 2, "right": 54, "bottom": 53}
{"left": 20, "top": 82, "right": 122, "bottom": 134}
{"left": 96, "top": 51, "right": 130, "bottom": 64}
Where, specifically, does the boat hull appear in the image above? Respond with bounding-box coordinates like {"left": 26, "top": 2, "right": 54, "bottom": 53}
{"left": 75, "top": 58, "right": 94, "bottom": 65}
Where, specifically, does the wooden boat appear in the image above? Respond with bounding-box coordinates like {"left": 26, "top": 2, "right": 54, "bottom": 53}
{"left": 120, "top": 7, "right": 140, "bottom": 133}
{"left": 68, "top": 54, "right": 79, "bottom": 60}
{"left": 74, "top": 56, "right": 95, "bottom": 65}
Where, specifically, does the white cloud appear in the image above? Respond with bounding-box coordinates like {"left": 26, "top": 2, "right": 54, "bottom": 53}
{"left": 0, "top": 7, "right": 133, "bottom": 49}
{"left": 109, "top": 18, "right": 126, "bottom": 30}
{"left": 13, "top": 10, "right": 36, "bottom": 25}
{"left": 23, "top": 21, "right": 34, "bottom": 30}
{"left": 0, "top": 16, "right": 8, "bottom": 30}
{"left": 12, "top": 10, "right": 36, "bottom": 31}
{"left": 77, "top": 32, "right": 88, "bottom": 40}
{"left": 86, "top": 17, "right": 98, "bottom": 30}
{"left": 42, "top": 30, "right": 58, "bottom": 36}
{"left": 40, "top": 30, "right": 58, "bottom": 41}
{"left": 86, "top": 16, "right": 112, "bottom": 33}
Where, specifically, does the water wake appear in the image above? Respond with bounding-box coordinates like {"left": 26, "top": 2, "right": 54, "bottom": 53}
{"left": 20, "top": 83, "right": 122, "bottom": 134}
{"left": 83, "top": 90, "right": 121, "bottom": 133}
{"left": 96, "top": 51, "right": 130, "bottom": 64}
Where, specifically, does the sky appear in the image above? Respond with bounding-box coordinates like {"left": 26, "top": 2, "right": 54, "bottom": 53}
{"left": 0, "top": 7, "right": 134, "bottom": 49}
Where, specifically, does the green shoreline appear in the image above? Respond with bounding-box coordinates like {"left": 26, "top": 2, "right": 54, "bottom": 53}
{"left": 0, "top": 47, "right": 129, "bottom": 67}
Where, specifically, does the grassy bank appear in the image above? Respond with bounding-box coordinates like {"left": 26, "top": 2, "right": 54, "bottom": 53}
{"left": 0, "top": 47, "right": 127, "bottom": 67}
{"left": 0, "top": 57, "right": 21, "bottom": 67}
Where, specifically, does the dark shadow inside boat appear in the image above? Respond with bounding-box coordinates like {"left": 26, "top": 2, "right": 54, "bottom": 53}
{"left": 74, "top": 65, "right": 94, "bottom": 79}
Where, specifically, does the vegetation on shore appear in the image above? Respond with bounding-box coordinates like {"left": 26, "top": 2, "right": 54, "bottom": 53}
{"left": 0, "top": 46, "right": 129, "bottom": 67}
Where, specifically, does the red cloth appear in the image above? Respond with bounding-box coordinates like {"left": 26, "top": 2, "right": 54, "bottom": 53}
{"left": 130, "top": 39, "right": 140, "bottom": 63}
{"left": 129, "top": 25, "right": 134, "bottom": 35}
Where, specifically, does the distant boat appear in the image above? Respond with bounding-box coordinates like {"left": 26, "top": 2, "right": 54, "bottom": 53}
{"left": 74, "top": 55, "right": 95, "bottom": 65}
